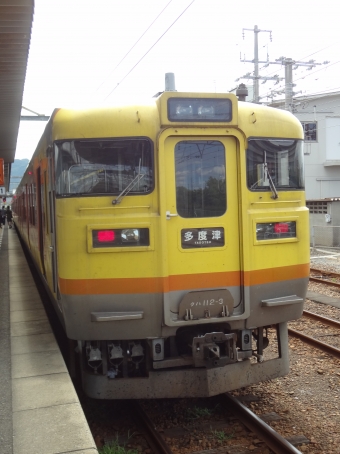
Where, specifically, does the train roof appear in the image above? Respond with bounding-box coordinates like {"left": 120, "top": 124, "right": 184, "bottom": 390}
{"left": 237, "top": 100, "right": 303, "bottom": 139}
{"left": 34, "top": 92, "right": 303, "bottom": 154}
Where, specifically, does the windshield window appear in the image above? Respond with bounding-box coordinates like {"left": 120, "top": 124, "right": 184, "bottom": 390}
{"left": 55, "top": 139, "right": 153, "bottom": 196}
{"left": 175, "top": 140, "right": 226, "bottom": 218}
{"left": 246, "top": 139, "right": 304, "bottom": 191}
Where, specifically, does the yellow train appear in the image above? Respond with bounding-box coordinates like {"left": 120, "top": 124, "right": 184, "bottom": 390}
{"left": 12, "top": 91, "right": 309, "bottom": 399}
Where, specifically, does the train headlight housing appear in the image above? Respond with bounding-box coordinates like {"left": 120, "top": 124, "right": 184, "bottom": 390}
{"left": 92, "top": 228, "right": 149, "bottom": 248}
{"left": 121, "top": 228, "right": 140, "bottom": 242}
{"left": 256, "top": 221, "right": 296, "bottom": 241}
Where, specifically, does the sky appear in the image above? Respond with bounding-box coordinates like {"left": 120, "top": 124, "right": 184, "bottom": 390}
{"left": 15, "top": 0, "right": 340, "bottom": 160}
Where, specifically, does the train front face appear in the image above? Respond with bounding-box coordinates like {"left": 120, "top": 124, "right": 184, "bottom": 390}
{"left": 54, "top": 93, "right": 309, "bottom": 399}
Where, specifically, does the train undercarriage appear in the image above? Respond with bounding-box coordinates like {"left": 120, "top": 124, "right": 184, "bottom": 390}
{"left": 78, "top": 322, "right": 288, "bottom": 399}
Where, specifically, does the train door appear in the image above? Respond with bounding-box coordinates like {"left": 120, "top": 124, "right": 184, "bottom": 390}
{"left": 36, "top": 168, "right": 46, "bottom": 277}
{"left": 25, "top": 184, "right": 29, "bottom": 243}
{"left": 47, "top": 148, "right": 58, "bottom": 299}
{"left": 159, "top": 133, "right": 242, "bottom": 326}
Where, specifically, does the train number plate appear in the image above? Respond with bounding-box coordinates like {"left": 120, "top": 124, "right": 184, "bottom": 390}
{"left": 178, "top": 289, "right": 234, "bottom": 320}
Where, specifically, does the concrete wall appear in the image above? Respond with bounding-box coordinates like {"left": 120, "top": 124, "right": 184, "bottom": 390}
{"left": 308, "top": 200, "right": 340, "bottom": 247}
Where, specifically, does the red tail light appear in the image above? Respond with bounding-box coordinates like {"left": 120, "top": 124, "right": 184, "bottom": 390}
{"left": 274, "top": 223, "right": 289, "bottom": 233}
{"left": 97, "top": 230, "right": 115, "bottom": 242}
{"left": 256, "top": 221, "right": 296, "bottom": 240}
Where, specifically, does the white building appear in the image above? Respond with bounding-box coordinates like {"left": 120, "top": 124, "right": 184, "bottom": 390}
{"left": 266, "top": 91, "right": 340, "bottom": 247}
{"left": 271, "top": 91, "right": 340, "bottom": 200}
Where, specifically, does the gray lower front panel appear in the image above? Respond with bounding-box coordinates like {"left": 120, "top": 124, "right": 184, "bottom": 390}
{"left": 82, "top": 323, "right": 289, "bottom": 399}
{"left": 61, "top": 277, "right": 308, "bottom": 340}
{"left": 62, "top": 293, "right": 164, "bottom": 339}
{"left": 245, "top": 277, "right": 308, "bottom": 328}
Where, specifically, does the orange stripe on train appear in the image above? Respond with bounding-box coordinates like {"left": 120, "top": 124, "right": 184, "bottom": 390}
{"left": 243, "top": 263, "right": 310, "bottom": 286}
{"left": 59, "top": 264, "right": 309, "bottom": 295}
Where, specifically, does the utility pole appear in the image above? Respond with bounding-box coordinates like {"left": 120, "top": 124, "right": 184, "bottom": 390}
{"left": 264, "top": 57, "right": 329, "bottom": 111}
{"left": 284, "top": 58, "right": 293, "bottom": 111}
{"left": 240, "top": 25, "right": 274, "bottom": 103}
{"left": 237, "top": 26, "right": 329, "bottom": 109}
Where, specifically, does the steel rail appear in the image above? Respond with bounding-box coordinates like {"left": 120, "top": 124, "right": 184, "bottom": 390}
{"left": 310, "top": 268, "right": 340, "bottom": 278}
{"left": 288, "top": 328, "right": 340, "bottom": 358}
{"left": 310, "top": 268, "right": 340, "bottom": 287}
{"left": 303, "top": 310, "right": 340, "bottom": 329}
{"left": 131, "top": 401, "right": 173, "bottom": 454}
{"left": 222, "top": 393, "right": 302, "bottom": 454}
{"left": 309, "top": 276, "right": 340, "bottom": 288}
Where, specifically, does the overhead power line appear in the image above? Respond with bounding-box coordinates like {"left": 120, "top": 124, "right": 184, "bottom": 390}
{"left": 104, "top": 0, "right": 196, "bottom": 100}
{"left": 96, "top": 0, "right": 173, "bottom": 92}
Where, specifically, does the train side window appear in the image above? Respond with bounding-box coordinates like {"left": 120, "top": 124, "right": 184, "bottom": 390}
{"left": 54, "top": 138, "right": 153, "bottom": 197}
{"left": 175, "top": 140, "right": 226, "bottom": 218}
{"left": 246, "top": 139, "right": 304, "bottom": 191}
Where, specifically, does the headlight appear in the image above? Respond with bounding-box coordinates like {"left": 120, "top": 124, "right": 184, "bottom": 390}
{"left": 121, "top": 228, "right": 140, "bottom": 242}
{"left": 92, "top": 228, "right": 149, "bottom": 248}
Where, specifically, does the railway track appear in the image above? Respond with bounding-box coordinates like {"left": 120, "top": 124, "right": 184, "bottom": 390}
{"left": 222, "top": 394, "right": 302, "bottom": 454}
{"left": 131, "top": 400, "right": 173, "bottom": 454}
{"left": 129, "top": 396, "right": 304, "bottom": 454}
{"left": 288, "top": 310, "right": 340, "bottom": 358}
{"left": 310, "top": 267, "right": 340, "bottom": 288}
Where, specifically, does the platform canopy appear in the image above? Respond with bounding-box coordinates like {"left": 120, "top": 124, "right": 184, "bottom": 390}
{"left": 0, "top": 0, "right": 34, "bottom": 189}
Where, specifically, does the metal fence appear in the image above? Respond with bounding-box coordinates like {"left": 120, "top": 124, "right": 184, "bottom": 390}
{"left": 311, "top": 225, "right": 340, "bottom": 248}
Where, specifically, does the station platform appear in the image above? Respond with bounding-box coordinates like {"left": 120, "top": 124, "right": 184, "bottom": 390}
{"left": 0, "top": 226, "right": 98, "bottom": 454}
{"left": 306, "top": 290, "right": 340, "bottom": 309}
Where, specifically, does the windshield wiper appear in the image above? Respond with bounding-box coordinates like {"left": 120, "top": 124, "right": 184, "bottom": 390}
{"left": 264, "top": 161, "right": 278, "bottom": 199}
{"left": 112, "top": 172, "right": 145, "bottom": 205}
